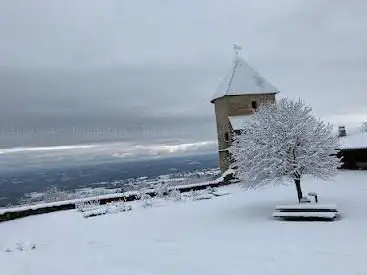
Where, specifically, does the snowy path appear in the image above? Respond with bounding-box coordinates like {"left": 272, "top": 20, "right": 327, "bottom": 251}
{"left": 1, "top": 171, "right": 367, "bottom": 275}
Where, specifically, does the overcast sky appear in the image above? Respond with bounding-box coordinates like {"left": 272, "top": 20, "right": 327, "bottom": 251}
{"left": 1, "top": 0, "right": 367, "bottom": 149}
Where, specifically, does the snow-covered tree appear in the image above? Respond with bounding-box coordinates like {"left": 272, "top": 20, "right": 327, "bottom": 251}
{"left": 168, "top": 189, "right": 182, "bottom": 202}
{"left": 43, "top": 187, "right": 71, "bottom": 202}
{"left": 154, "top": 181, "right": 170, "bottom": 199}
{"left": 361, "top": 122, "right": 367, "bottom": 133}
{"left": 137, "top": 189, "right": 153, "bottom": 208}
{"left": 230, "top": 98, "right": 342, "bottom": 202}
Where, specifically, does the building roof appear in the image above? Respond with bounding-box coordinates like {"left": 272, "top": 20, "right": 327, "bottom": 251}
{"left": 228, "top": 115, "right": 253, "bottom": 131}
{"left": 339, "top": 132, "right": 367, "bottom": 150}
{"left": 227, "top": 118, "right": 367, "bottom": 149}
{"left": 211, "top": 56, "right": 279, "bottom": 103}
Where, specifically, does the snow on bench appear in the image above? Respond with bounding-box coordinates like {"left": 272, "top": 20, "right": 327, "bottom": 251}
{"left": 273, "top": 211, "right": 336, "bottom": 219}
{"left": 275, "top": 204, "right": 338, "bottom": 212}
{"left": 273, "top": 204, "right": 338, "bottom": 221}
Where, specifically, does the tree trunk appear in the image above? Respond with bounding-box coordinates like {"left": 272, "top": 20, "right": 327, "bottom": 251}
{"left": 294, "top": 179, "right": 303, "bottom": 203}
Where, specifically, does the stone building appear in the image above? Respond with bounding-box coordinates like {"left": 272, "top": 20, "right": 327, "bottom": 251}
{"left": 211, "top": 53, "right": 279, "bottom": 172}
{"left": 338, "top": 126, "right": 367, "bottom": 170}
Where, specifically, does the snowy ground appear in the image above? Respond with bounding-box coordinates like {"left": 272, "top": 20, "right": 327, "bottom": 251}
{"left": 1, "top": 171, "right": 367, "bottom": 275}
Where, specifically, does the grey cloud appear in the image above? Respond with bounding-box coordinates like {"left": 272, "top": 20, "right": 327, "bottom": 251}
{"left": 0, "top": 0, "right": 367, "bottom": 148}
{"left": 0, "top": 64, "right": 218, "bottom": 147}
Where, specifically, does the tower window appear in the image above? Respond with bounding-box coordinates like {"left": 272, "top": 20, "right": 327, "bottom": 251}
{"left": 252, "top": 101, "right": 258, "bottom": 110}
{"left": 224, "top": 132, "right": 229, "bottom": 142}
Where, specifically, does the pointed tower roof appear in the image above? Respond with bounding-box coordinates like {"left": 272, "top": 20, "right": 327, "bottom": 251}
{"left": 211, "top": 55, "right": 279, "bottom": 103}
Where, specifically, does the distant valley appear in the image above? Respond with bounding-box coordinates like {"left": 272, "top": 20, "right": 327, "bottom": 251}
{"left": 0, "top": 152, "right": 220, "bottom": 206}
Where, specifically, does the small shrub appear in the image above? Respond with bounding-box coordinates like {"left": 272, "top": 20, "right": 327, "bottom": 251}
{"left": 137, "top": 189, "right": 153, "bottom": 208}
{"left": 154, "top": 182, "right": 170, "bottom": 199}
{"left": 168, "top": 189, "right": 182, "bottom": 202}
{"left": 75, "top": 199, "right": 100, "bottom": 212}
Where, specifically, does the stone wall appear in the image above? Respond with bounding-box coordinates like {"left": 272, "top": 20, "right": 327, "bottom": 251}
{"left": 227, "top": 93, "right": 276, "bottom": 116}
{"left": 214, "top": 97, "right": 230, "bottom": 151}
{"left": 219, "top": 150, "right": 230, "bottom": 173}
{"left": 0, "top": 180, "right": 230, "bottom": 223}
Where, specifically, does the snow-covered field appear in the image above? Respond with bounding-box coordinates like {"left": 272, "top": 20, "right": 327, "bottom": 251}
{"left": 1, "top": 171, "right": 367, "bottom": 275}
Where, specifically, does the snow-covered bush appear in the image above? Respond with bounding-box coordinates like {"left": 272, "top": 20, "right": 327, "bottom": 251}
{"left": 43, "top": 187, "right": 71, "bottom": 202}
{"left": 106, "top": 200, "right": 132, "bottom": 214}
{"left": 168, "top": 189, "right": 182, "bottom": 202}
{"left": 154, "top": 181, "right": 170, "bottom": 199}
{"left": 188, "top": 190, "right": 198, "bottom": 199}
{"left": 77, "top": 199, "right": 107, "bottom": 218}
{"left": 137, "top": 189, "right": 153, "bottom": 208}
{"left": 82, "top": 207, "right": 107, "bottom": 218}
{"left": 79, "top": 199, "right": 132, "bottom": 218}
{"left": 75, "top": 199, "right": 100, "bottom": 212}
{"left": 206, "top": 186, "right": 217, "bottom": 195}
{"left": 188, "top": 190, "right": 213, "bottom": 201}
{"left": 75, "top": 200, "right": 83, "bottom": 211}
{"left": 5, "top": 241, "right": 36, "bottom": 252}
{"left": 361, "top": 122, "right": 367, "bottom": 133}
{"left": 231, "top": 98, "right": 342, "bottom": 202}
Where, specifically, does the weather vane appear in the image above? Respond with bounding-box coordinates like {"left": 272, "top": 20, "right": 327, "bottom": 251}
{"left": 233, "top": 44, "right": 242, "bottom": 57}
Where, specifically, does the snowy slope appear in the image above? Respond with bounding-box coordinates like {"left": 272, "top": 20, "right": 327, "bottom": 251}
{"left": 1, "top": 171, "right": 367, "bottom": 275}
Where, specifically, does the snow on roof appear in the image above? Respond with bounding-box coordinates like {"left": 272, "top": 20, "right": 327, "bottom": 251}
{"left": 229, "top": 115, "right": 253, "bottom": 130}
{"left": 211, "top": 56, "right": 279, "bottom": 103}
{"left": 339, "top": 131, "right": 367, "bottom": 150}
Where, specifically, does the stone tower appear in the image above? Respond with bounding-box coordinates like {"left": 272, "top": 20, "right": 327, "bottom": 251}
{"left": 211, "top": 50, "right": 279, "bottom": 173}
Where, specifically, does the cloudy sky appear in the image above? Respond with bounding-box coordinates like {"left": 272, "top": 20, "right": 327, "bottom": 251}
{"left": 1, "top": 0, "right": 367, "bottom": 150}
